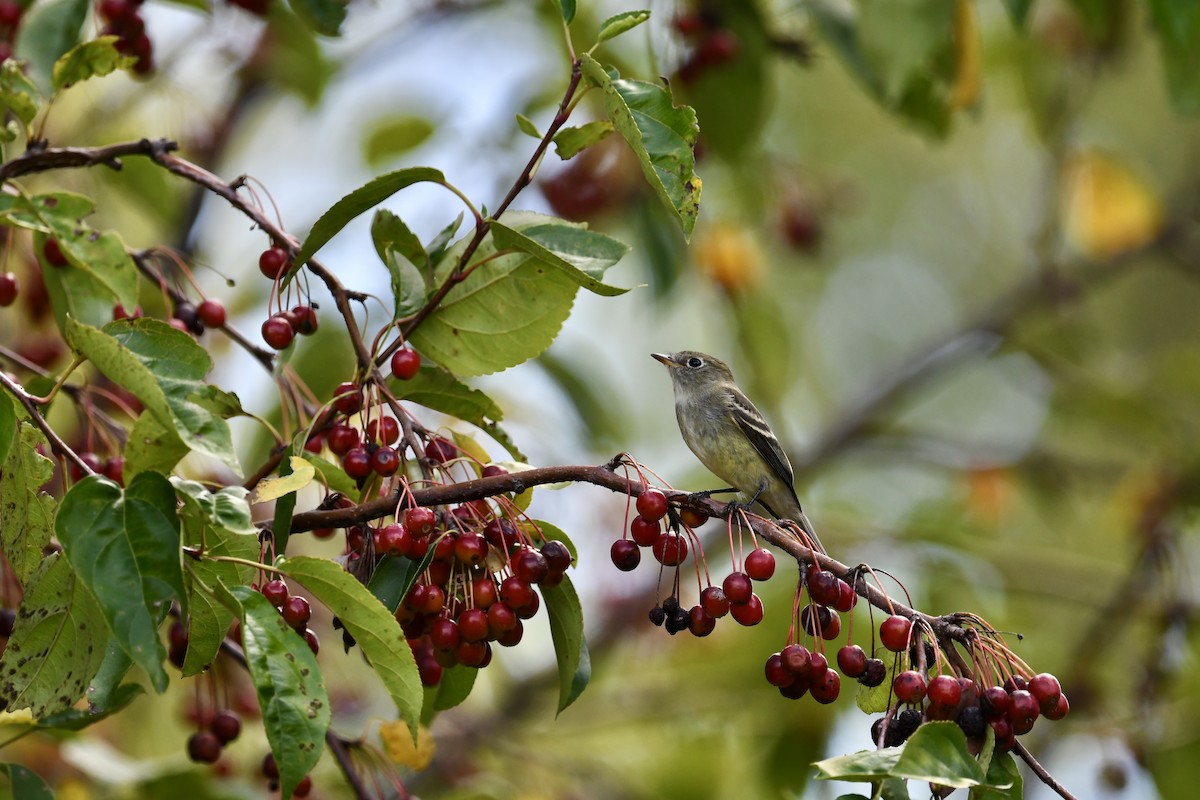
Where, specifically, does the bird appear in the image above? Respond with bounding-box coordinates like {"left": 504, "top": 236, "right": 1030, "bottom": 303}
{"left": 652, "top": 350, "right": 825, "bottom": 554}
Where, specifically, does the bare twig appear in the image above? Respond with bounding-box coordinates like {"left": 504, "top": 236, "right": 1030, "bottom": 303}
{"left": 1014, "top": 740, "right": 1080, "bottom": 800}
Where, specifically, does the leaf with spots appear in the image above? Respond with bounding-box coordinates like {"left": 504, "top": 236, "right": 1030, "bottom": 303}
{"left": 0, "top": 419, "right": 56, "bottom": 586}
{"left": 281, "top": 556, "right": 422, "bottom": 739}
{"left": 175, "top": 480, "right": 259, "bottom": 677}
{"left": 37, "top": 682, "right": 143, "bottom": 731}
{"left": 232, "top": 587, "right": 330, "bottom": 800}
{"left": 54, "top": 472, "right": 184, "bottom": 693}
{"left": 0, "top": 554, "right": 107, "bottom": 718}
{"left": 51, "top": 36, "right": 135, "bottom": 91}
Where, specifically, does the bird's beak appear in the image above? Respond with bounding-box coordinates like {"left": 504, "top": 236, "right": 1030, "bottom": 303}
{"left": 652, "top": 352, "right": 678, "bottom": 368}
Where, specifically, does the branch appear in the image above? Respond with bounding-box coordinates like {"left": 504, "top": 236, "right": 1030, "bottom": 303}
{"left": 0, "top": 370, "right": 95, "bottom": 477}
{"left": 1014, "top": 740, "right": 1080, "bottom": 800}
{"left": 0, "top": 138, "right": 179, "bottom": 182}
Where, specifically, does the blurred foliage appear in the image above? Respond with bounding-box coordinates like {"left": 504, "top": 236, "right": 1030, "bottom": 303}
{"left": 0, "top": 0, "right": 1199, "bottom": 799}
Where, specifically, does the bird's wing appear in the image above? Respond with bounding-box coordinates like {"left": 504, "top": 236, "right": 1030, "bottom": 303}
{"left": 726, "top": 388, "right": 796, "bottom": 489}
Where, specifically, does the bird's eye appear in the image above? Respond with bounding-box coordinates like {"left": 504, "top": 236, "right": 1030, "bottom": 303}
{"left": 686, "top": 356, "right": 703, "bottom": 368}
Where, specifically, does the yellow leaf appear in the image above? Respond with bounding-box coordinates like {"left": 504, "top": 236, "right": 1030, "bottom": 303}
{"left": 950, "top": 0, "right": 981, "bottom": 110}
{"left": 380, "top": 720, "right": 435, "bottom": 770}
{"left": 248, "top": 456, "right": 316, "bottom": 504}
{"left": 693, "top": 222, "right": 762, "bottom": 295}
{"left": 451, "top": 430, "right": 489, "bottom": 476}
{"left": 1062, "top": 150, "right": 1163, "bottom": 261}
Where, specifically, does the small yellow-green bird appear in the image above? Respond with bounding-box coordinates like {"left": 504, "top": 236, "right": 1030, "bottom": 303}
{"left": 653, "top": 350, "right": 826, "bottom": 554}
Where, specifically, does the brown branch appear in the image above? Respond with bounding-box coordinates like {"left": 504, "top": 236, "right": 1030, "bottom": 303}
{"left": 1014, "top": 740, "right": 1080, "bottom": 800}
{"left": 0, "top": 369, "right": 95, "bottom": 477}
{"left": 0, "top": 138, "right": 179, "bottom": 182}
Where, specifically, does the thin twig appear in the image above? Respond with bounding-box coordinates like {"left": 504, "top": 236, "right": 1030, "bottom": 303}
{"left": 1014, "top": 740, "right": 1079, "bottom": 800}
{"left": 0, "top": 370, "right": 95, "bottom": 476}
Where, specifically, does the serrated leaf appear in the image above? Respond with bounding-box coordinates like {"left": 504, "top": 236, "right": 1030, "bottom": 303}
{"left": 596, "top": 10, "right": 650, "bottom": 43}
{"left": 0, "top": 60, "right": 39, "bottom": 142}
{"left": 175, "top": 480, "right": 258, "bottom": 676}
{"left": 814, "top": 745, "right": 903, "bottom": 781}
{"left": 288, "top": 0, "right": 347, "bottom": 36}
{"left": 431, "top": 663, "right": 477, "bottom": 711}
{"left": 426, "top": 213, "right": 464, "bottom": 266}
{"left": 0, "top": 763, "right": 53, "bottom": 800}
{"left": 123, "top": 412, "right": 189, "bottom": 480}
{"left": 282, "top": 556, "right": 422, "bottom": 738}
{"left": 55, "top": 473, "right": 183, "bottom": 693}
{"left": 515, "top": 113, "right": 541, "bottom": 139}
{"left": 559, "top": 0, "right": 575, "bottom": 23}
{"left": 371, "top": 208, "right": 429, "bottom": 271}
{"left": 51, "top": 36, "right": 134, "bottom": 91}
{"left": 232, "top": 587, "right": 329, "bottom": 800}
{"left": 408, "top": 215, "right": 585, "bottom": 376}
{"left": 491, "top": 218, "right": 629, "bottom": 296}
{"left": 294, "top": 167, "right": 446, "bottom": 268}
{"left": 579, "top": 55, "right": 701, "bottom": 239}
{"left": 65, "top": 318, "right": 242, "bottom": 476}
{"left": 251, "top": 456, "right": 316, "bottom": 504}
{"left": 0, "top": 421, "right": 55, "bottom": 586}
{"left": 892, "top": 722, "right": 986, "bottom": 787}
{"left": 542, "top": 574, "right": 589, "bottom": 713}
{"left": 37, "top": 681, "right": 142, "bottom": 731}
{"left": 387, "top": 250, "right": 428, "bottom": 320}
{"left": 389, "top": 363, "right": 504, "bottom": 426}
{"left": 552, "top": 120, "right": 614, "bottom": 159}
{"left": 14, "top": 0, "right": 88, "bottom": 93}
{"left": 363, "top": 115, "right": 436, "bottom": 167}
{"left": 0, "top": 554, "right": 107, "bottom": 718}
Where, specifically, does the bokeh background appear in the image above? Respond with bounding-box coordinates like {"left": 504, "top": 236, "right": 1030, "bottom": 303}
{"left": 6, "top": 0, "right": 1200, "bottom": 798}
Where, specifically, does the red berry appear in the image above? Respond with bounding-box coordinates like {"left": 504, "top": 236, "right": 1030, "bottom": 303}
{"left": 289, "top": 304, "right": 318, "bottom": 335}
{"left": 187, "top": 731, "right": 222, "bottom": 764}
{"left": 981, "top": 686, "right": 1011, "bottom": 720}
{"left": 700, "top": 586, "right": 729, "bottom": 618}
{"left": 261, "top": 579, "right": 289, "bottom": 608}
{"left": 728, "top": 593, "right": 763, "bottom": 626}
{"left": 390, "top": 346, "right": 421, "bottom": 380}
{"left": 487, "top": 602, "right": 517, "bottom": 635}
{"left": 210, "top": 709, "right": 241, "bottom": 744}
{"left": 304, "top": 629, "right": 319, "bottom": 655}
{"left": 424, "top": 436, "right": 456, "bottom": 463}
{"left": 259, "top": 246, "right": 290, "bottom": 279}
{"left": 499, "top": 576, "right": 534, "bottom": 610}
{"left": 782, "top": 644, "right": 812, "bottom": 676}
{"left": 836, "top": 644, "right": 867, "bottom": 678}
{"left": 764, "top": 653, "right": 795, "bottom": 688}
{"left": 406, "top": 506, "right": 436, "bottom": 535}
{"left": 722, "top": 571, "right": 753, "bottom": 604}
{"left": 261, "top": 315, "right": 294, "bottom": 349}
{"left": 0, "top": 272, "right": 18, "bottom": 306}
{"left": 366, "top": 416, "right": 400, "bottom": 445}
{"left": 635, "top": 488, "right": 668, "bottom": 521}
{"left": 332, "top": 382, "right": 363, "bottom": 415}
{"left": 893, "top": 670, "right": 927, "bottom": 703}
{"left": 651, "top": 532, "right": 688, "bottom": 566}
{"left": 377, "top": 523, "right": 411, "bottom": 556}
{"left": 808, "top": 651, "right": 829, "bottom": 680}
{"left": 610, "top": 539, "right": 640, "bottom": 571}
{"left": 810, "top": 668, "right": 841, "bottom": 704}
{"left": 1007, "top": 689, "right": 1040, "bottom": 735}
{"left": 458, "top": 608, "right": 490, "bottom": 642}
{"left": 417, "top": 658, "right": 443, "bottom": 686}
{"left": 281, "top": 596, "right": 311, "bottom": 630}
{"left": 514, "top": 548, "right": 549, "bottom": 583}
{"left": 294, "top": 775, "right": 313, "bottom": 797}
{"left": 103, "top": 457, "right": 125, "bottom": 486}
{"left": 470, "top": 577, "right": 498, "bottom": 609}
{"left": 833, "top": 579, "right": 857, "bottom": 612}
{"left": 371, "top": 446, "right": 400, "bottom": 476}
{"left": 808, "top": 569, "right": 839, "bottom": 606}
{"left": 1028, "top": 672, "right": 1062, "bottom": 714}
{"left": 43, "top": 238, "right": 68, "bottom": 266}
{"left": 745, "top": 548, "right": 775, "bottom": 581}
{"left": 927, "top": 674, "right": 963, "bottom": 708}
{"left": 629, "top": 515, "right": 660, "bottom": 546}
{"left": 541, "top": 540, "right": 572, "bottom": 573}
{"left": 197, "top": 299, "right": 226, "bottom": 327}
{"left": 453, "top": 533, "right": 488, "bottom": 567}
{"left": 99, "top": 0, "right": 133, "bottom": 22}
{"left": 879, "top": 615, "right": 912, "bottom": 652}
{"left": 326, "top": 424, "right": 360, "bottom": 456}
{"left": 482, "top": 464, "right": 508, "bottom": 478}
{"left": 679, "top": 507, "right": 708, "bottom": 528}
{"left": 262, "top": 753, "right": 279, "bottom": 780}
{"left": 688, "top": 605, "right": 716, "bottom": 636}
{"left": 1044, "top": 692, "right": 1070, "bottom": 721}
{"left": 342, "top": 447, "right": 371, "bottom": 479}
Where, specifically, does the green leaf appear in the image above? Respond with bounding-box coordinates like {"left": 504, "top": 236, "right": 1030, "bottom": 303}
{"left": 282, "top": 556, "right": 423, "bottom": 739}
{"left": 389, "top": 363, "right": 504, "bottom": 426}
{"left": 596, "top": 10, "right": 650, "bottom": 43}
{"left": 51, "top": 36, "right": 135, "bottom": 91}
{"left": 1147, "top": 0, "right": 1200, "bottom": 114}
{"left": 232, "top": 587, "right": 329, "bottom": 800}
{"left": 559, "top": 0, "right": 575, "bottom": 23}
{"left": 1000, "top": 0, "right": 1033, "bottom": 28}
{"left": 371, "top": 208, "right": 429, "bottom": 272}
{"left": 65, "top": 318, "right": 242, "bottom": 476}
{"left": 0, "top": 421, "right": 55, "bottom": 586}
{"left": 302, "top": 453, "right": 360, "bottom": 498}
{"left": 814, "top": 745, "right": 903, "bottom": 781}
{"left": 0, "top": 392, "right": 18, "bottom": 469}
{"left": 0, "top": 60, "right": 40, "bottom": 142}
{"left": 123, "top": 412, "right": 189, "bottom": 480}
{"left": 520, "top": 519, "right": 577, "bottom": 563}
{"left": 264, "top": 4, "right": 335, "bottom": 105}
{"left": 971, "top": 751, "right": 1021, "bottom": 799}
{"left": 490, "top": 218, "right": 630, "bottom": 296}
{"left": 579, "top": 55, "right": 701, "bottom": 239}
{"left": 426, "top": 212, "right": 464, "bottom": 266}
{"left": 363, "top": 115, "right": 436, "bottom": 167}
{"left": 175, "top": 480, "right": 258, "bottom": 676}
{"left": 293, "top": 167, "right": 446, "bottom": 268}
{"left": 430, "top": 663, "right": 477, "bottom": 711}
{"left": 14, "top": 0, "right": 88, "bottom": 93}
{"left": 37, "top": 681, "right": 142, "bottom": 731}
{"left": 515, "top": 113, "right": 541, "bottom": 139}
{"left": 856, "top": 648, "right": 901, "bottom": 713}
{"left": 85, "top": 639, "right": 132, "bottom": 710}
{"left": 288, "top": 0, "right": 347, "bottom": 36}
{"left": 408, "top": 214, "right": 586, "bottom": 376}
{"left": 892, "top": 722, "right": 986, "bottom": 787}
{"left": 366, "top": 555, "right": 417, "bottom": 613}
{"left": 541, "top": 574, "right": 589, "bottom": 713}
{"left": 552, "top": 120, "right": 614, "bottom": 159}
{"left": 271, "top": 445, "right": 297, "bottom": 557}
{"left": 0, "top": 554, "right": 107, "bottom": 718}
{"left": 0, "top": 763, "right": 53, "bottom": 800}
{"left": 55, "top": 473, "right": 183, "bottom": 693}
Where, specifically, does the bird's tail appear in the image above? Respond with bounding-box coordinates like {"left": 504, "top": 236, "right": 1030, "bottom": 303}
{"left": 792, "top": 509, "right": 826, "bottom": 556}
